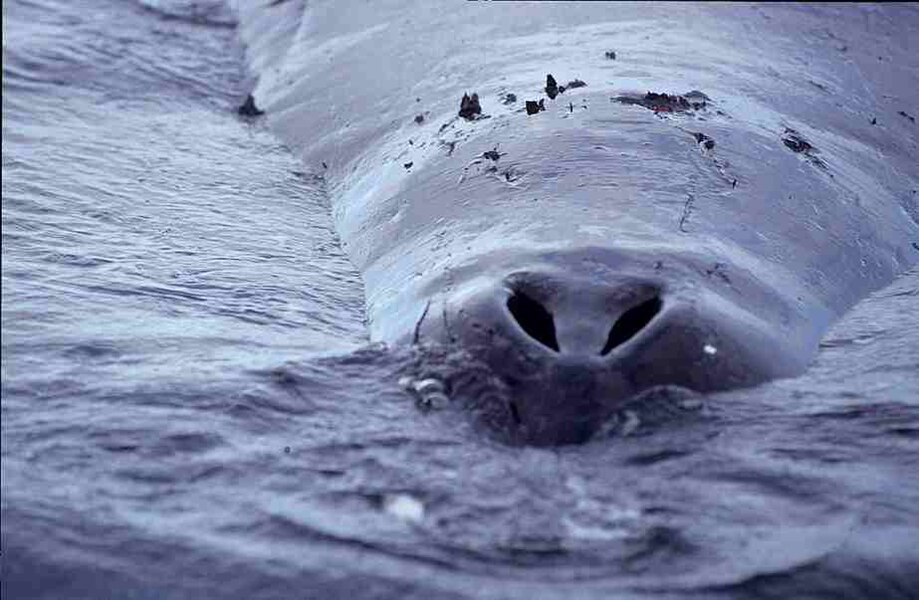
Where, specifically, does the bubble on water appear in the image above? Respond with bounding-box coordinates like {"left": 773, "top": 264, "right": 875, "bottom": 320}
{"left": 382, "top": 493, "right": 424, "bottom": 524}
{"left": 400, "top": 376, "right": 450, "bottom": 409}
{"left": 412, "top": 378, "right": 444, "bottom": 395}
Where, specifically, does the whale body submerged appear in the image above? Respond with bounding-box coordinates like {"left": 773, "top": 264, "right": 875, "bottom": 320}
{"left": 233, "top": 2, "right": 918, "bottom": 444}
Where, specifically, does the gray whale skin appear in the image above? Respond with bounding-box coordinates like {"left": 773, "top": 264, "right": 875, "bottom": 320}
{"left": 234, "top": 2, "right": 919, "bottom": 444}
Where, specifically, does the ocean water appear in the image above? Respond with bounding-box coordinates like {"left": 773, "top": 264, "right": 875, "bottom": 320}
{"left": 3, "top": 1, "right": 919, "bottom": 599}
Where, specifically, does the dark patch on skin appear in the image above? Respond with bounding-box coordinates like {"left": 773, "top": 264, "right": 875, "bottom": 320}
{"left": 782, "top": 129, "right": 813, "bottom": 153}
{"left": 706, "top": 262, "right": 732, "bottom": 285}
{"left": 501, "top": 93, "right": 517, "bottom": 105}
{"left": 899, "top": 110, "right": 916, "bottom": 123}
{"left": 614, "top": 91, "right": 707, "bottom": 114}
{"left": 782, "top": 128, "right": 827, "bottom": 169}
{"left": 605, "top": 50, "right": 617, "bottom": 60}
{"left": 414, "top": 114, "right": 424, "bottom": 124}
{"left": 676, "top": 126, "right": 733, "bottom": 185}
{"left": 871, "top": 117, "right": 877, "bottom": 125}
{"left": 525, "top": 99, "right": 546, "bottom": 115}
{"left": 693, "top": 132, "right": 715, "bottom": 150}
{"left": 237, "top": 94, "right": 264, "bottom": 117}
{"left": 458, "top": 93, "right": 482, "bottom": 120}
{"left": 436, "top": 115, "right": 480, "bottom": 158}
{"left": 545, "top": 74, "right": 587, "bottom": 100}
{"left": 482, "top": 147, "right": 503, "bottom": 161}
{"left": 404, "top": 161, "right": 413, "bottom": 170}
{"left": 545, "top": 74, "right": 560, "bottom": 99}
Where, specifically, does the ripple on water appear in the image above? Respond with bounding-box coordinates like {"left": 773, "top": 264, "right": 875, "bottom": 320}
{"left": 3, "top": 1, "right": 919, "bottom": 599}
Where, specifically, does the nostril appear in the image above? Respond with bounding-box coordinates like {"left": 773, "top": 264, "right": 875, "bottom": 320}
{"left": 600, "top": 295, "right": 662, "bottom": 355}
{"left": 507, "top": 291, "right": 559, "bottom": 351}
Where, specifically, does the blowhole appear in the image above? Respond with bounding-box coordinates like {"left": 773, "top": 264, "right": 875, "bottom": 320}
{"left": 506, "top": 290, "right": 559, "bottom": 351}
{"left": 600, "top": 295, "right": 662, "bottom": 355}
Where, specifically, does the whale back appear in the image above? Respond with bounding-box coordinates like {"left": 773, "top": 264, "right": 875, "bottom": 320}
{"left": 233, "top": 2, "right": 919, "bottom": 344}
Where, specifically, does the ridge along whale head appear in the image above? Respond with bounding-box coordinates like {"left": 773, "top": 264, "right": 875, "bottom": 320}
{"left": 408, "top": 245, "right": 818, "bottom": 446}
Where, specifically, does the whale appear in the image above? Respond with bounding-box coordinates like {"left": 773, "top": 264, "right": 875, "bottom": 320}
{"left": 232, "top": 2, "right": 919, "bottom": 444}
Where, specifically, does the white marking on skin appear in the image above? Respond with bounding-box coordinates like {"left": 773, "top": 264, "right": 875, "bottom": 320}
{"left": 703, "top": 344, "right": 718, "bottom": 355}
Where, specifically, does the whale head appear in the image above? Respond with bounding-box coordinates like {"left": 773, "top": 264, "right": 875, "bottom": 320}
{"left": 411, "top": 245, "right": 815, "bottom": 445}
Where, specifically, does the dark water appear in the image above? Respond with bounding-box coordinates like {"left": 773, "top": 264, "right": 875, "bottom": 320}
{"left": 3, "top": 1, "right": 919, "bottom": 598}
